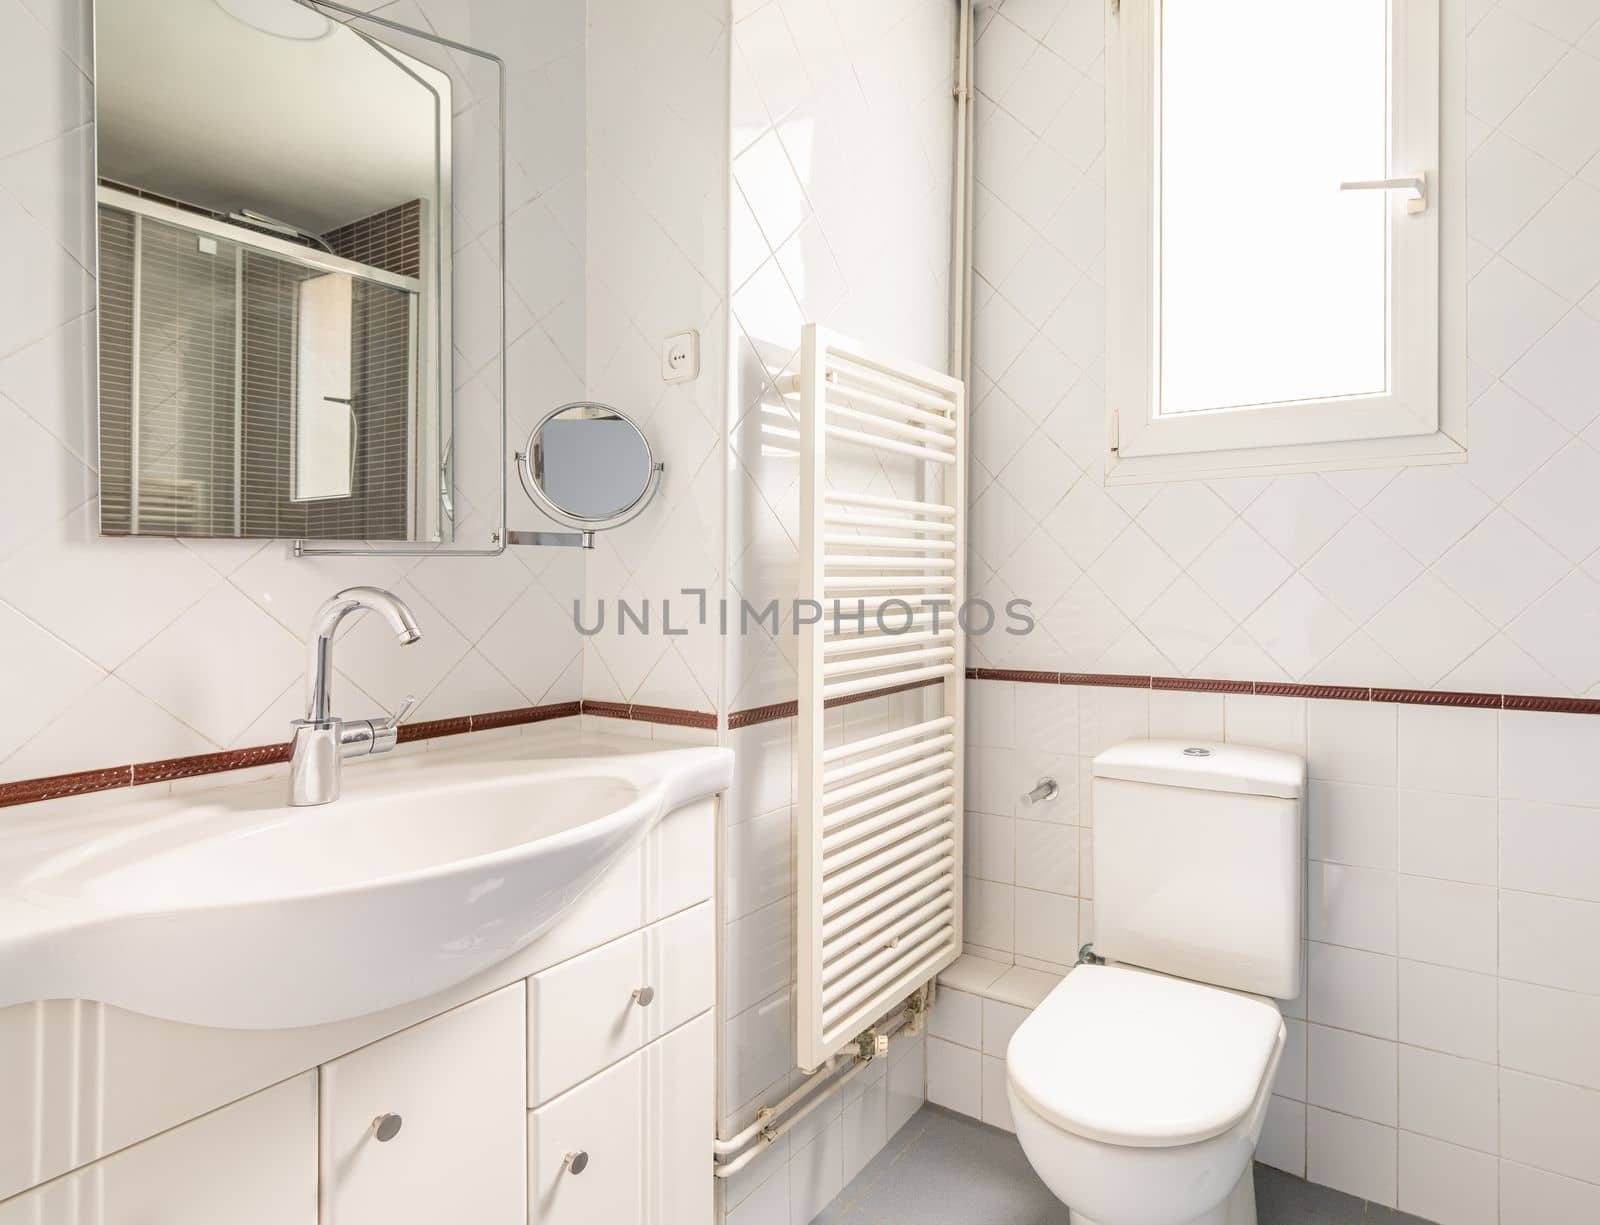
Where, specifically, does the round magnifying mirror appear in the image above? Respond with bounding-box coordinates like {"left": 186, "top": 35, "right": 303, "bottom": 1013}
{"left": 517, "top": 402, "right": 663, "bottom": 533}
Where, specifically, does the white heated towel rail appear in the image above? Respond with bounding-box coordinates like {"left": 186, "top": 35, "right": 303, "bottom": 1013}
{"left": 795, "top": 325, "right": 967, "bottom": 1071}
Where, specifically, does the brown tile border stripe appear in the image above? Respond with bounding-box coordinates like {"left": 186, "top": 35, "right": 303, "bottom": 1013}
{"left": 473, "top": 701, "right": 583, "bottom": 733}
{"left": 728, "top": 700, "right": 799, "bottom": 730}
{"left": 0, "top": 699, "right": 600, "bottom": 812}
{"left": 1503, "top": 694, "right": 1600, "bottom": 715}
{"left": 972, "top": 667, "right": 1060, "bottom": 684}
{"left": 958, "top": 668, "right": 1600, "bottom": 716}
{"left": 1152, "top": 676, "right": 1255, "bottom": 695}
{"left": 1372, "top": 688, "right": 1501, "bottom": 709}
{"left": 396, "top": 716, "right": 473, "bottom": 744}
{"left": 132, "top": 743, "right": 291, "bottom": 785}
{"left": 1255, "top": 682, "right": 1372, "bottom": 702}
{"left": 0, "top": 765, "right": 134, "bottom": 808}
{"left": 578, "top": 700, "right": 718, "bottom": 730}
{"left": 625, "top": 704, "right": 719, "bottom": 730}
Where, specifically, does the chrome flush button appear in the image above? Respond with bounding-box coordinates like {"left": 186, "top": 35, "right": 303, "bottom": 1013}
{"left": 1183, "top": 747, "right": 1212, "bottom": 757}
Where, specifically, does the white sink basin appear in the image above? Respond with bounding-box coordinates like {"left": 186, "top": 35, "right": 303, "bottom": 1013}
{"left": 0, "top": 737, "right": 731, "bottom": 1029}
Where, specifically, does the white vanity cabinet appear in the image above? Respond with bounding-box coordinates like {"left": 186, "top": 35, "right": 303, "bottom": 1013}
{"left": 0, "top": 792, "right": 719, "bottom": 1225}
{"left": 320, "top": 984, "right": 527, "bottom": 1225}
{"left": 0, "top": 1073, "right": 317, "bottom": 1225}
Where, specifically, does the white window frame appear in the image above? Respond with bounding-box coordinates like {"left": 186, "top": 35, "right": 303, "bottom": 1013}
{"left": 1105, "top": 0, "right": 1466, "bottom": 484}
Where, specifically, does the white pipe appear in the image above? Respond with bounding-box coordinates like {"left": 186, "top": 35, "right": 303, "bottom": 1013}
{"left": 823, "top": 423, "right": 959, "bottom": 464}
{"left": 825, "top": 897, "right": 954, "bottom": 985}
{"left": 823, "top": 750, "right": 956, "bottom": 806}
{"left": 711, "top": 1055, "right": 845, "bottom": 1158}
{"left": 823, "top": 534, "right": 958, "bottom": 553}
{"left": 822, "top": 664, "right": 956, "bottom": 701}
{"left": 822, "top": 715, "right": 956, "bottom": 763}
{"left": 825, "top": 628, "right": 956, "bottom": 659}
{"left": 823, "top": 575, "right": 957, "bottom": 591}
{"left": 822, "top": 858, "right": 954, "bottom": 943}
{"left": 822, "top": 510, "right": 956, "bottom": 534}
{"left": 825, "top": 555, "right": 959, "bottom": 571}
{"left": 824, "top": 810, "right": 953, "bottom": 875}
{"left": 827, "top": 362, "right": 960, "bottom": 411}
{"left": 713, "top": 1062, "right": 871, "bottom": 1179}
{"left": 824, "top": 386, "right": 959, "bottom": 430}
{"left": 823, "top": 936, "right": 954, "bottom": 1028}
{"left": 713, "top": 1007, "right": 923, "bottom": 1176}
{"left": 822, "top": 733, "right": 957, "bottom": 784}
{"left": 825, "top": 793, "right": 947, "bottom": 857}
{"left": 824, "top": 649, "right": 958, "bottom": 683}
{"left": 823, "top": 490, "right": 957, "bottom": 516}
{"left": 825, "top": 398, "right": 947, "bottom": 441}
{"left": 824, "top": 880, "right": 951, "bottom": 958}
{"left": 823, "top": 771, "right": 954, "bottom": 833}
{"left": 949, "top": 0, "right": 973, "bottom": 378}
{"left": 823, "top": 843, "right": 955, "bottom": 921}
{"left": 959, "top": 0, "right": 975, "bottom": 391}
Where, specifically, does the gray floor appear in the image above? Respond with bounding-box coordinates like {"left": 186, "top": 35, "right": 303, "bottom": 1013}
{"left": 816, "top": 1106, "right": 1431, "bottom": 1225}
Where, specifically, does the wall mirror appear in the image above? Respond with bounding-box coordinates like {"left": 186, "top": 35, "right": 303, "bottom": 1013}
{"left": 515, "top": 404, "right": 663, "bottom": 543}
{"left": 93, "top": 0, "right": 506, "bottom": 551}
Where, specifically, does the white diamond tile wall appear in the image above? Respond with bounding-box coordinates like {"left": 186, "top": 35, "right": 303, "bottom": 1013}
{"left": 968, "top": 0, "right": 1600, "bottom": 698}
{"left": 0, "top": 0, "right": 588, "bottom": 784}
{"left": 580, "top": 0, "right": 731, "bottom": 715}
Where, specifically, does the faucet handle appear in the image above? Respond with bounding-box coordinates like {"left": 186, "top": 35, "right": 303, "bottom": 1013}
{"left": 382, "top": 695, "right": 418, "bottom": 731}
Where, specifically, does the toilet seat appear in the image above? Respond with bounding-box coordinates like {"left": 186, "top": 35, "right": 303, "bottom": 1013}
{"left": 1007, "top": 964, "right": 1284, "bottom": 1149}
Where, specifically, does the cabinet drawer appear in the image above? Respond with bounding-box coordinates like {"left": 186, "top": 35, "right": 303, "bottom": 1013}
{"left": 528, "top": 1012, "right": 714, "bottom": 1225}
{"left": 320, "top": 983, "right": 526, "bottom": 1225}
{"left": 0, "top": 1073, "right": 316, "bottom": 1225}
{"left": 527, "top": 900, "right": 713, "bottom": 1106}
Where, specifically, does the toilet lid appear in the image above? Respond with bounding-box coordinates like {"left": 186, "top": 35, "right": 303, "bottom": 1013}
{"left": 1006, "top": 964, "right": 1283, "bottom": 1149}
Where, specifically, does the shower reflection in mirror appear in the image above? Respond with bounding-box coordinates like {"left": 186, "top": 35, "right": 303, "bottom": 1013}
{"left": 94, "top": 0, "right": 453, "bottom": 543}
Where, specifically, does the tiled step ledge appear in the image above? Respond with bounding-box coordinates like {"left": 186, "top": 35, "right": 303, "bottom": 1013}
{"left": 927, "top": 953, "right": 1068, "bottom": 1134}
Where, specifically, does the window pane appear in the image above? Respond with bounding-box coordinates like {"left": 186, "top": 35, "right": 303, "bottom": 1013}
{"left": 1159, "top": 0, "right": 1389, "bottom": 415}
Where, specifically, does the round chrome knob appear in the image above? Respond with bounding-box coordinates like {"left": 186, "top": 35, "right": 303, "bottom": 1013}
{"left": 372, "top": 1113, "right": 403, "bottom": 1142}
{"left": 631, "top": 986, "right": 655, "bottom": 1007}
{"left": 564, "top": 1150, "right": 589, "bottom": 1175}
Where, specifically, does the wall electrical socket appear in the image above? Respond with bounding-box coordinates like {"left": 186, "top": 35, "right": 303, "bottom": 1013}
{"left": 662, "top": 330, "right": 699, "bottom": 383}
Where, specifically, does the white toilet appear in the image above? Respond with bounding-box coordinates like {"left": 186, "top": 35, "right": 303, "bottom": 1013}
{"left": 1006, "top": 739, "right": 1306, "bottom": 1225}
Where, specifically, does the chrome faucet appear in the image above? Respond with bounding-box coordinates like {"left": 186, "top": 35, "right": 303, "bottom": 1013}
{"left": 288, "top": 587, "right": 422, "bottom": 806}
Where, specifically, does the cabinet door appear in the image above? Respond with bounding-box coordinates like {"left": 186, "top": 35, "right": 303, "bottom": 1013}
{"left": 0, "top": 1073, "right": 316, "bottom": 1225}
{"left": 528, "top": 1047, "right": 644, "bottom": 1224}
{"left": 320, "top": 983, "right": 526, "bottom": 1225}
{"left": 528, "top": 1011, "right": 715, "bottom": 1225}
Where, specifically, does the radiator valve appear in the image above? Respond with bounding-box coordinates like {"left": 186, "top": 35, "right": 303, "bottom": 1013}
{"left": 855, "top": 1028, "right": 879, "bottom": 1061}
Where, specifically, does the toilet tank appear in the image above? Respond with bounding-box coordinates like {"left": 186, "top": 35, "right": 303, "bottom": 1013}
{"left": 1092, "top": 740, "right": 1305, "bottom": 1000}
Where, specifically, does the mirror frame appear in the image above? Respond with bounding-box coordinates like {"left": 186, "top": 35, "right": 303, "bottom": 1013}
{"left": 516, "top": 402, "right": 664, "bottom": 534}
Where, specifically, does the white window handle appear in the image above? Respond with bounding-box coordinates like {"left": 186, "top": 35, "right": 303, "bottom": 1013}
{"left": 1339, "top": 173, "right": 1428, "bottom": 214}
